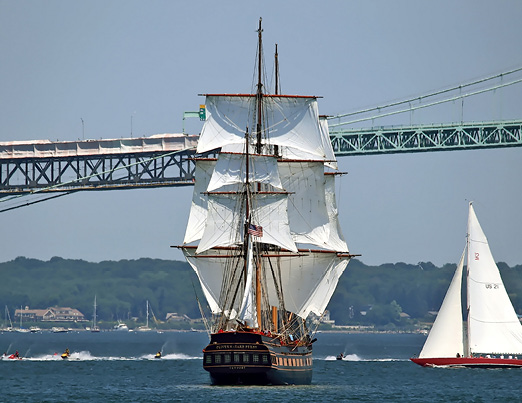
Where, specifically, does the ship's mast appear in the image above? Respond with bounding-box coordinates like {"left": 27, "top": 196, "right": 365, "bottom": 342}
{"left": 255, "top": 17, "right": 263, "bottom": 154}
{"left": 275, "top": 44, "right": 279, "bottom": 95}
{"left": 254, "top": 17, "right": 264, "bottom": 328}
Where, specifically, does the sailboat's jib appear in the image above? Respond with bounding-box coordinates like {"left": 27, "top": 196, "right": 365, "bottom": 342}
{"left": 412, "top": 203, "right": 522, "bottom": 368}
{"left": 419, "top": 250, "right": 465, "bottom": 359}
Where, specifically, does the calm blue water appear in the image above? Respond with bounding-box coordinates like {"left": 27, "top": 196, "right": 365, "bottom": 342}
{"left": 0, "top": 331, "right": 520, "bottom": 402}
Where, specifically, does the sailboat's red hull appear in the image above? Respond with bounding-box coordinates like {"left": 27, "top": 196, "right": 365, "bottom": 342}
{"left": 411, "top": 356, "right": 522, "bottom": 368}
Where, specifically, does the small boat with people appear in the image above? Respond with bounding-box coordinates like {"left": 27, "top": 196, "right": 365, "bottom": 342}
{"left": 411, "top": 203, "right": 522, "bottom": 368}
{"left": 336, "top": 353, "right": 344, "bottom": 360}
{"left": 155, "top": 351, "right": 162, "bottom": 359}
{"left": 4, "top": 351, "right": 21, "bottom": 360}
{"left": 61, "top": 348, "right": 70, "bottom": 360}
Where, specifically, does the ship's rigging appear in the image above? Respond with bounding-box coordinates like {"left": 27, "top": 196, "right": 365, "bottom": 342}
{"left": 178, "top": 19, "right": 353, "bottom": 384}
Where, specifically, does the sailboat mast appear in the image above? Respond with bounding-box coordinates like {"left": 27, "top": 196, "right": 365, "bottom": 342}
{"left": 466, "top": 202, "right": 472, "bottom": 357}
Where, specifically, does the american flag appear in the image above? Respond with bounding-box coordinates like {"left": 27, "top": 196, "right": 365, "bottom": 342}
{"left": 247, "top": 223, "right": 263, "bottom": 237}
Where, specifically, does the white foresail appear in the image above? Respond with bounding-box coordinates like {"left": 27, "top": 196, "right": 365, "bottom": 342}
{"left": 419, "top": 249, "right": 465, "bottom": 358}
{"left": 197, "top": 192, "right": 297, "bottom": 254}
{"left": 183, "top": 159, "right": 216, "bottom": 245}
{"left": 264, "top": 253, "right": 348, "bottom": 319}
{"left": 198, "top": 96, "right": 327, "bottom": 160}
{"left": 319, "top": 116, "right": 338, "bottom": 170}
{"left": 278, "top": 116, "right": 337, "bottom": 170}
{"left": 278, "top": 161, "right": 331, "bottom": 249}
{"left": 467, "top": 203, "right": 522, "bottom": 355}
{"left": 183, "top": 249, "right": 226, "bottom": 314}
{"left": 296, "top": 257, "right": 349, "bottom": 318}
{"left": 250, "top": 193, "right": 298, "bottom": 252}
{"left": 196, "top": 194, "right": 242, "bottom": 253}
{"left": 207, "top": 153, "right": 282, "bottom": 192}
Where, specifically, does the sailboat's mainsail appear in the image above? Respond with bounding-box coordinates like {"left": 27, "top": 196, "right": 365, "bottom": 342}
{"left": 419, "top": 250, "right": 465, "bottom": 358}
{"left": 467, "top": 204, "right": 522, "bottom": 355}
{"left": 182, "top": 92, "right": 350, "bottom": 330}
{"left": 416, "top": 203, "right": 522, "bottom": 361}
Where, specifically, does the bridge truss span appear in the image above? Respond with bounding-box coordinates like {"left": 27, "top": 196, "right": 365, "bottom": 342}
{"left": 0, "top": 134, "right": 199, "bottom": 196}
{"left": 330, "top": 120, "right": 522, "bottom": 156}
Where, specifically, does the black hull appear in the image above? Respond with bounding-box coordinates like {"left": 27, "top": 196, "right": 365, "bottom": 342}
{"left": 203, "top": 331, "right": 313, "bottom": 385}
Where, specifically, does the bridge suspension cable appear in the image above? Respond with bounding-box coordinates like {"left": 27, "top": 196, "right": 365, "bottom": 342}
{"left": 329, "top": 66, "right": 522, "bottom": 128}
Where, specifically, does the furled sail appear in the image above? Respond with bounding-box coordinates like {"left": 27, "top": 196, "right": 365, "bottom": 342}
{"left": 418, "top": 249, "right": 465, "bottom": 358}
{"left": 467, "top": 203, "right": 522, "bottom": 355}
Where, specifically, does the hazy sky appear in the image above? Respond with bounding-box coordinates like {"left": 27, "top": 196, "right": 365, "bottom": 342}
{"left": 1, "top": 1, "right": 521, "bottom": 266}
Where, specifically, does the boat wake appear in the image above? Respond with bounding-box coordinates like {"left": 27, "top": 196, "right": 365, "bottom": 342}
{"left": 324, "top": 355, "right": 408, "bottom": 362}
{"left": 20, "top": 351, "right": 200, "bottom": 361}
{"left": 325, "top": 354, "right": 362, "bottom": 361}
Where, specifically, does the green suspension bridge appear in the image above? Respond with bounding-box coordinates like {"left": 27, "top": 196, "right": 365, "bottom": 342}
{"left": 0, "top": 67, "right": 521, "bottom": 198}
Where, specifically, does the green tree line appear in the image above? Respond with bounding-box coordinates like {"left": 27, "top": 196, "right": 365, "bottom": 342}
{"left": 1, "top": 257, "right": 522, "bottom": 328}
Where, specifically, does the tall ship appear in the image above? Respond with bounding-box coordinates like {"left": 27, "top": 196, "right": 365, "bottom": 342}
{"left": 177, "top": 19, "right": 353, "bottom": 385}
{"left": 411, "top": 203, "right": 522, "bottom": 368}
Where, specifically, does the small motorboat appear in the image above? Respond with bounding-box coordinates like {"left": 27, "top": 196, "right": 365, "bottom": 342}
{"left": 336, "top": 353, "right": 344, "bottom": 360}
{"left": 154, "top": 351, "right": 162, "bottom": 359}
{"left": 8, "top": 351, "right": 21, "bottom": 360}
{"left": 61, "top": 348, "right": 70, "bottom": 360}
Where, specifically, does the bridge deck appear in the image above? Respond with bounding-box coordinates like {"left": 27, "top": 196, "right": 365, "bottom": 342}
{"left": 0, "top": 120, "right": 521, "bottom": 195}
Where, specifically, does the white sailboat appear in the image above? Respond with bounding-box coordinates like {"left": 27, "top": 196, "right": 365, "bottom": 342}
{"left": 16, "top": 305, "right": 30, "bottom": 333}
{"left": 2, "top": 306, "right": 13, "bottom": 331}
{"left": 412, "top": 202, "right": 522, "bottom": 368}
{"left": 137, "top": 300, "right": 152, "bottom": 331}
{"left": 91, "top": 295, "right": 100, "bottom": 332}
{"left": 177, "top": 19, "right": 353, "bottom": 385}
